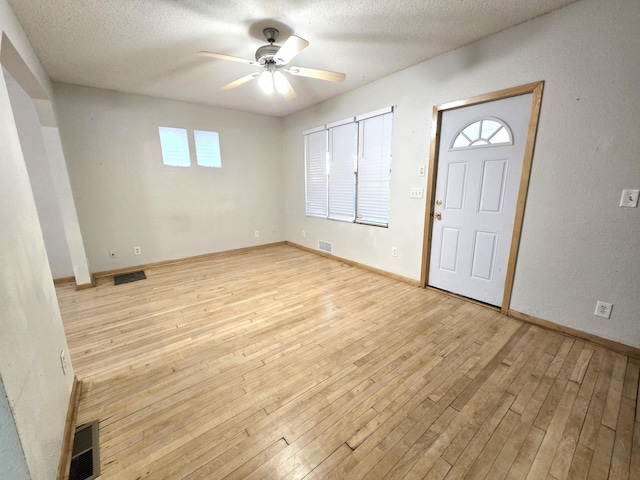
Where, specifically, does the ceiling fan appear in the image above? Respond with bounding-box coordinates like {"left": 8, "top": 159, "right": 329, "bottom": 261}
{"left": 198, "top": 28, "right": 346, "bottom": 99}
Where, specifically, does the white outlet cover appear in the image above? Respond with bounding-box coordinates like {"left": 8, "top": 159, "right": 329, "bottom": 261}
{"left": 594, "top": 301, "right": 613, "bottom": 319}
{"left": 60, "top": 350, "right": 67, "bottom": 375}
{"left": 619, "top": 189, "right": 639, "bottom": 208}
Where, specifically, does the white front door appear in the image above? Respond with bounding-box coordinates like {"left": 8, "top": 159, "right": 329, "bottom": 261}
{"left": 428, "top": 93, "right": 533, "bottom": 306}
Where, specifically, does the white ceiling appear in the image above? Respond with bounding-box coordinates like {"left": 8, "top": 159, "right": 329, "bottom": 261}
{"left": 8, "top": 0, "right": 576, "bottom": 117}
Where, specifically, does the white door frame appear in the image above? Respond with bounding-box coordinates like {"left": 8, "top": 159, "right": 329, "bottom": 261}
{"left": 420, "top": 82, "right": 544, "bottom": 313}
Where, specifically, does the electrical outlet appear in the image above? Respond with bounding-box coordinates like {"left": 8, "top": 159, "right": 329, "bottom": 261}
{"left": 619, "top": 189, "right": 639, "bottom": 208}
{"left": 302, "top": 230, "right": 306, "bottom": 238}
{"left": 133, "top": 246, "right": 141, "bottom": 255}
{"left": 391, "top": 247, "right": 398, "bottom": 257}
{"left": 418, "top": 165, "right": 426, "bottom": 177}
{"left": 109, "top": 249, "right": 116, "bottom": 259}
{"left": 254, "top": 230, "right": 260, "bottom": 238}
{"left": 594, "top": 301, "right": 613, "bottom": 319}
{"left": 60, "top": 350, "right": 68, "bottom": 375}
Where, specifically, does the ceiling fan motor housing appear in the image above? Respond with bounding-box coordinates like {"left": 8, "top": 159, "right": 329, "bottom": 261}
{"left": 255, "top": 44, "right": 280, "bottom": 64}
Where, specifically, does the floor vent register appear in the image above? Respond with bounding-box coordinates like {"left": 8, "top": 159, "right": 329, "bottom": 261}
{"left": 69, "top": 420, "right": 100, "bottom": 480}
{"left": 114, "top": 270, "right": 146, "bottom": 285}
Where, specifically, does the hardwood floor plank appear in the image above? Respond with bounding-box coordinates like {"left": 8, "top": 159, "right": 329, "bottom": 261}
{"left": 608, "top": 395, "right": 635, "bottom": 480}
{"left": 300, "top": 444, "right": 352, "bottom": 480}
{"left": 437, "top": 393, "right": 516, "bottom": 480}
{"left": 458, "top": 408, "right": 520, "bottom": 479}
{"left": 449, "top": 323, "right": 529, "bottom": 412}
{"left": 622, "top": 359, "right": 639, "bottom": 401}
{"left": 566, "top": 443, "right": 594, "bottom": 480}
{"left": 579, "top": 352, "right": 616, "bottom": 450}
{"left": 504, "top": 426, "right": 546, "bottom": 480}
{"left": 601, "top": 354, "right": 629, "bottom": 430}
{"left": 526, "top": 380, "right": 580, "bottom": 480}
{"left": 630, "top": 422, "right": 640, "bottom": 478}
{"left": 569, "top": 347, "right": 594, "bottom": 384}
{"left": 54, "top": 245, "right": 639, "bottom": 480}
{"left": 424, "top": 457, "right": 452, "bottom": 480}
{"left": 586, "top": 425, "right": 615, "bottom": 480}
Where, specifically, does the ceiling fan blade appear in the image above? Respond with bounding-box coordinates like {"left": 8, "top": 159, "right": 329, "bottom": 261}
{"left": 286, "top": 66, "right": 346, "bottom": 83}
{"left": 220, "top": 72, "right": 260, "bottom": 91}
{"left": 198, "top": 51, "right": 259, "bottom": 66}
{"left": 274, "top": 35, "right": 309, "bottom": 65}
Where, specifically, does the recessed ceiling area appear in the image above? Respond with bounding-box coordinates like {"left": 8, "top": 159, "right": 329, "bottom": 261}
{"left": 7, "top": 0, "right": 577, "bottom": 117}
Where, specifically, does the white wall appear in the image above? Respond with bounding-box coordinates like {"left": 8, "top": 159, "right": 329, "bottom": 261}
{"left": 282, "top": 0, "right": 640, "bottom": 347}
{"left": 0, "top": 4, "right": 75, "bottom": 476}
{"left": 53, "top": 84, "right": 285, "bottom": 272}
{"left": 5, "top": 70, "right": 74, "bottom": 279}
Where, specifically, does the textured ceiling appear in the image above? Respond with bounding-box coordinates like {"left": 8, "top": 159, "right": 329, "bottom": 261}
{"left": 7, "top": 0, "right": 576, "bottom": 117}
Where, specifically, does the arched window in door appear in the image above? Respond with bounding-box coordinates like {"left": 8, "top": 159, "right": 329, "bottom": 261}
{"left": 450, "top": 117, "right": 512, "bottom": 150}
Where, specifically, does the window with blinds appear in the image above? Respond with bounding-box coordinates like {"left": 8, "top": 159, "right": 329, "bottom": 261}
{"left": 158, "top": 127, "right": 222, "bottom": 168}
{"left": 158, "top": 127, "right": 191, "bottom": 167}
{"left": 356, "top": 110, "right": 393, "bottom": 226}
{"left": 327, "top": 119, "right": 357, "bottom": 222}
{"left": 194, "top": 130, "right": 222, "bottom": 168}
{"left": 304, "top": 127, "right": 328, "bottom": 218}
{"left": 303, "top": 107, "right": 393, "bottom": 227}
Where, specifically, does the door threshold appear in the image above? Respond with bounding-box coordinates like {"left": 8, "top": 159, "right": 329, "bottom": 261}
{"left": 425, "top": 286, "right": 502, "bottom": 312}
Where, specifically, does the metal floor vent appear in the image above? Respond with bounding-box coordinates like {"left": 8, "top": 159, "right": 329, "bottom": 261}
{"left": 114, "top": 270, "right": 146, "bottom": 285}
{"left": 318, "top": 240, "right": 332, "bottom": 253}
{"left": 69, "top": 420, "right": 100, "bottom": 480}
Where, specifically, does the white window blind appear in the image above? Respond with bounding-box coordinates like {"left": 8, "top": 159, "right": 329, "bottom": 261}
{"left": 194, "top": 130, "right": 222, "bottom": 167}
{"left": 303, "top": 107, "right": 393, "bottom": 226}
{"left": 304, "top": 129, "right": 328, "bottom": 217}
{"left": 158, "top": 127, "right": 190, "bottom": 167}
{"left": 357, "top": 111, "right": 393, "bottom": 225}
{"left": 328, "top": 121, "right": 357, "bottom": 222}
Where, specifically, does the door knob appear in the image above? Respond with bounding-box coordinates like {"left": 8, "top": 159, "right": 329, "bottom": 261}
{"left": 434, "top": 212, "right": 442, "bottom": 220}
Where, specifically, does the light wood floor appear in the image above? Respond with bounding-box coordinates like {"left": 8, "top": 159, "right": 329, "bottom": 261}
{"left": 56, "top": 245, "right": 640, "bottom": 480}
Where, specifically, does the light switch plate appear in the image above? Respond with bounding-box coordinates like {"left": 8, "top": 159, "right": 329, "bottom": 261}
{"left": 620, "top": 189, "right": 639, "bottom": 208}
{"left": 410, "top": 188, "right": 424, "bottom": 199}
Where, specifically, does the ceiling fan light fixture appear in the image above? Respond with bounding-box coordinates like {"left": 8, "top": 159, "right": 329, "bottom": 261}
{"left": 258, "top": 71, "right": 274, "bottom": 94}
{"left": 273, "top": 71, "right": 289, "bottom": 94}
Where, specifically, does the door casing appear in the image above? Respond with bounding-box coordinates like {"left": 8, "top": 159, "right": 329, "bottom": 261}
{"left": 420, "top": 81, "right": 544, "bottom": 314}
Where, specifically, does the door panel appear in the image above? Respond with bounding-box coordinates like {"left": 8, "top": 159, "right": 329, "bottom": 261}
{"left": 471, "top": 231, "right": 498, "bottom": 281}
{"left": 428, "top": 93, "right": 533, "bottom": 306}
{"left": 439, "top": 227, "right": 461, "bottom": 272}
{"left": 445, "top": 162, "right": 468, "bottom": 211}
{"left": 478, "top": 159, "right": 508, "bottom": 214}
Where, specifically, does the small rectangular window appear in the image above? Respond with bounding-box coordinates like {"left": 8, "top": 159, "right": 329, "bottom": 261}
{"left": 158, "top": 126, "right": 190, "bottom": 167}
{"left": 194, "top": 130, "right": 222, "bottom": 168}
